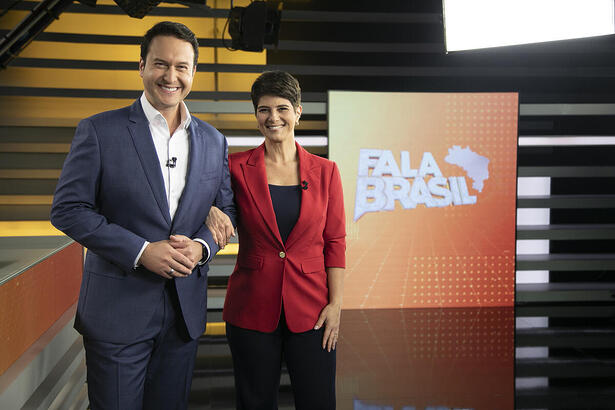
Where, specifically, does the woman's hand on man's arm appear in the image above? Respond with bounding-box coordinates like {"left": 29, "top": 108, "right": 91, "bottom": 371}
{"left": 206, "top": 206, "right": 235, "bottom": 248}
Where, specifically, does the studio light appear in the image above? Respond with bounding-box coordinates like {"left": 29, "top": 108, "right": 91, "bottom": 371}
{"left": 228, "top": 1, "right": 281, "bottom": 52}
{"left": 112, "top": 0, "right": 209, "bottom": 19}
{"left": 443, "top": 0, "right": 615, "bottom": 52}
{"left": 113, "top": 0, "right": 160, "bottom": 18}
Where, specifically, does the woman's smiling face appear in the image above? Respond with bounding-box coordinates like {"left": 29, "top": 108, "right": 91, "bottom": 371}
{"left": 255, "top": 95, "right": 302, "bottom": 143}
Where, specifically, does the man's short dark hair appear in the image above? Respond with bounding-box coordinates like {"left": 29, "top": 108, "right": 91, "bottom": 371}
{"left": 251, "top": 71, "right": 302, "bottom": 111}
{"left": 141, "top": 21, "right": 199, "bottom": 67}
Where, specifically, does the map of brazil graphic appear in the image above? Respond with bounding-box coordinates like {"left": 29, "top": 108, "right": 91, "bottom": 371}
{"left": 329, "top": 92, "right": 518, "bottom": 309}
{"left": 445, "top": 145, "right": 490, "bottom": 192}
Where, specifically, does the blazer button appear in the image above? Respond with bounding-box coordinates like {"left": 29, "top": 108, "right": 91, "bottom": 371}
{"left": 279, "top": 251, "right": 286, "bottom": 259}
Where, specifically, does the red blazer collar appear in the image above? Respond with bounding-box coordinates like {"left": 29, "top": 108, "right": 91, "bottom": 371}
{"left": 242, "top": 141, "right": 321, "bottom": 248}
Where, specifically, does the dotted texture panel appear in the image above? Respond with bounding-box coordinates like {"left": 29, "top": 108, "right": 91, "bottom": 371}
{"left": 330, "top": 92, "right": 518, "bottom": 308}
{"left": 337, "top": 307, "right": 515, "bottom": 410}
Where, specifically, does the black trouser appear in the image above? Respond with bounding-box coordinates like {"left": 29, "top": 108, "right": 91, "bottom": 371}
{"left": 226, "top": 311, "right": 336, "bottom": 410}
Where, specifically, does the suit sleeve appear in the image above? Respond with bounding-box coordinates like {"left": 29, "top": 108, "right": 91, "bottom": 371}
{"left": 50, "top": 118, "right": 146, "bottom": 270}
{"left": 191, "top": 133, "right": 236, "bottom": 259}
{"left": 323, "top": 162, "right": 346, "bottom": 268}
{"left": 215, "top": 137, "right": 237, "bottom": 227}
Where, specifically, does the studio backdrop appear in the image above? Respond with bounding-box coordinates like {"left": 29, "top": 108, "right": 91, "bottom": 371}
{"left": 329, "top": 91, "right": 519, "bottom": 309}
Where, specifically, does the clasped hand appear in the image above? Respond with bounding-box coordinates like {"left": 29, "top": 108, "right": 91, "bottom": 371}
{"left": 139, "top": 235, "right": 202, "bottom": 279}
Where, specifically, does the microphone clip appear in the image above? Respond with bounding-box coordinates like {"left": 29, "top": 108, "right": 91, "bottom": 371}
{"left": 166, "top": 157, "right": 177, "bottom": 168}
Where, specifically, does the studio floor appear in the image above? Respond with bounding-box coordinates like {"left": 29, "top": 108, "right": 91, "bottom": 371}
{"left": 188, "top": 304, "right": 615, "bottom": 410}
{"left": 10, "top": 238, "right": 614, "bottom": 409}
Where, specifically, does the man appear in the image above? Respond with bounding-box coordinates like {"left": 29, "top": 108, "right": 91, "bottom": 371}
{"left": 50, "top": 21, "right": 235, "bottom": 409}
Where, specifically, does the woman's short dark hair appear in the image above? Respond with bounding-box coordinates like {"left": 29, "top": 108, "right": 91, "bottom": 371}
{"left": 251, "top": 71, "right": 301, "bottom": 111}
{"left": 141, "top": 21, "right": 199, "bottom": 67}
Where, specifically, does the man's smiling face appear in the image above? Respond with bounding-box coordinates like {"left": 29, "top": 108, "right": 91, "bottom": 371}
{"left": 139, "top": 35, "right": 196, "bottom": 115}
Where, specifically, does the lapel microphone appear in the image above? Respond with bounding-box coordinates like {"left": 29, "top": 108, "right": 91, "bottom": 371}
{"left": 166, "top": 157, "right": 177, "bottom": 168}
{"left": 301, "top": 180, "right": 308, "bottom": 190}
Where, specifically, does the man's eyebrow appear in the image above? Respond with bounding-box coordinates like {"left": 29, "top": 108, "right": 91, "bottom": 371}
{"left": 151, "top": 58, "right": 191, "bottom": 66}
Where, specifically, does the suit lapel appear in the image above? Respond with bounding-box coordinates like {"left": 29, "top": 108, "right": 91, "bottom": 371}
{"left": 171, "top": 119, "right": 205, "bottom": 231}
{"left": 127, "top": 100, "right": 172, "bottom": 226}
{"left": 243, "top": 145, "right": 284, "bottom": 245}
{"left": 285, "top": 143, "right": 320, "bottom": 249}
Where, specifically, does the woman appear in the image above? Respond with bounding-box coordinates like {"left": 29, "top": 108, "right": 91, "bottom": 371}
{"left": 208, "top": 71, "right": 346, "bottom": 409}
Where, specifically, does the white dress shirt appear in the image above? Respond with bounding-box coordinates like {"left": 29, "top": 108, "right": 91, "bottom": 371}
{"left": 133, "top": 93, "right": 210, "bottom": 267}
{"left": 141, "top": 92, "right": 190, "bottom": 219}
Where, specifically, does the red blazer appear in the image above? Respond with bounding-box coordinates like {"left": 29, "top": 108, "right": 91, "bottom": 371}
{"left": 222, "top": 142, "right": 346, "bottom": 333}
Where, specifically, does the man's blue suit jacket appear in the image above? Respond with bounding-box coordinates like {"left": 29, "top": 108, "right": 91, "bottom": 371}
{"left": 51, "top": 99, "right": 236, "bottom": 344}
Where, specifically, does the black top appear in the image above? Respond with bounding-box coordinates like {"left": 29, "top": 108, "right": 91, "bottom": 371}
{"left": 269, "top": 184, "right": 302, "bottom": 244}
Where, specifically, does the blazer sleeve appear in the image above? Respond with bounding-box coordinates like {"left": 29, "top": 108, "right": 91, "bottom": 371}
{"left": 191, "top": 134, "right": 236, "bottom": 259}
{"left": 323, "top": 162, "right": 346, "bottom": 268}
{"left": 50, "top": 118, "right": 146, "bottom": 270}
{"left": 214, "top": 136, "right": 237, "bottom": 227}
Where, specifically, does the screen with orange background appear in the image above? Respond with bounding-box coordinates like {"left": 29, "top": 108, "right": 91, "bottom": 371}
{"left": 329, "top": 91, "right": 518, "bottom": 309}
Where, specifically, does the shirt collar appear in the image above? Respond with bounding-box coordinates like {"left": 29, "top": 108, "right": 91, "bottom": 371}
{"left": 140, "top": 92, "right": 192, "bottom": 130}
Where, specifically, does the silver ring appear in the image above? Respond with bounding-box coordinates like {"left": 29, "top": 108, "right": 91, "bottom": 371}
{"left": 168, "top": 268, "right": 174, "bottom": 275}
